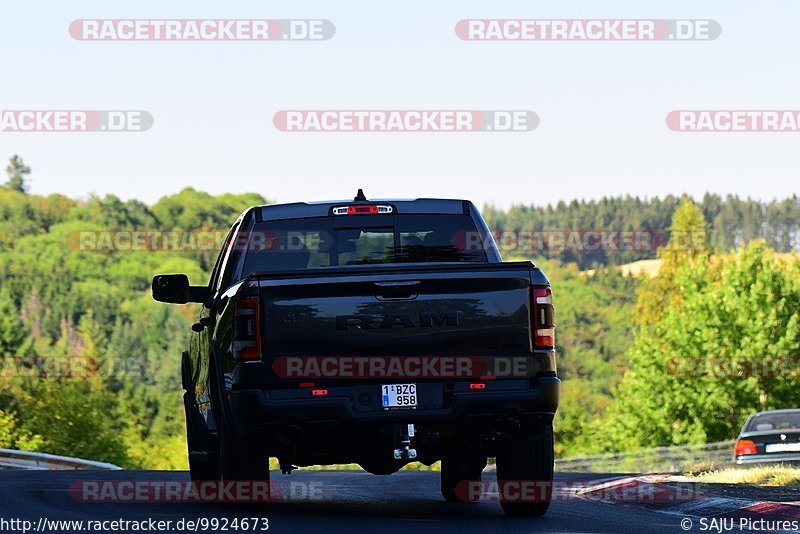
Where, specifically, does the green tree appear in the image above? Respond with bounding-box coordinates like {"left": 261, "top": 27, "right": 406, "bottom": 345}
{"left": 4, "top": 155, "right": 31, "bottom": 194}
{"left": 0, "top": 290, "right": 25, "bottom": 356}
{"left": 592, "top": 242, "right": 800, "bottom": 451}
{"left": 15, "top": 380, "right": 129, "bottom": 465}
{"left": 0, "top": 409, "right": 43, "bottom": 450}
{"left": 551, "top": 264, "right": 638, "bottom": 455}
{"left": 636, "top": 198, "right": 710, "bottom": 325}
{"left": 0, "top": 187, "right": 267, "bottom": 465}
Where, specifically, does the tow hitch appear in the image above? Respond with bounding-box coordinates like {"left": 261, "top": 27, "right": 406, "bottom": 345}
{"left": 393, "top": 423, "right": 417, "bottom": 460}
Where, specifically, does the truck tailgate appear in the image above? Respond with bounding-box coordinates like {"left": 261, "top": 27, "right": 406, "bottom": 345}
{"left": 257, "top": 262, "right": 539, "bottom": 364}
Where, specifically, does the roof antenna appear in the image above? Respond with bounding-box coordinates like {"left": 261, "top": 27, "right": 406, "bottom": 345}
{"left": 354, "top": 188, "right": 367, "bottom": 202}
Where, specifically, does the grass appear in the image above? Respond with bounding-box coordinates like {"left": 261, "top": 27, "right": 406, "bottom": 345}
{"left": 686, "top": 464, "right": 800, "bottom": 486}
{"left": 583, "top": 258, "right": 662, "bottom": 278}
{"left": 268, "top": 459, "right": 441, "bottom": 471}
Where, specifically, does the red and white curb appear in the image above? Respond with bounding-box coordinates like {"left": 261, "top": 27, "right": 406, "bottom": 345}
{"left": 578, "top": 474, "right": 800, "bottom": 522}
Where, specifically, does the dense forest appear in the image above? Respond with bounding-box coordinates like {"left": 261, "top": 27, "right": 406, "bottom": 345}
{"left": 1, "top": 155, "right": 799, "bottom": 466}
{"left": 0, "top": 156, "right": 267, "bottom": 467}
{"left": 483, "top": 194, "right": 800, "bottom": 268}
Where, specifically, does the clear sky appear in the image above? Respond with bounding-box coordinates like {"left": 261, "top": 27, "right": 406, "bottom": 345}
{"left": 1, "top": 1, "right": 797, "bottom": 208}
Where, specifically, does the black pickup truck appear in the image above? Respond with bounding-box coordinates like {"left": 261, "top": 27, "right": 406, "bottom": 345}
{"left": 153, "top": 191, "right": 559, "bottom": 516}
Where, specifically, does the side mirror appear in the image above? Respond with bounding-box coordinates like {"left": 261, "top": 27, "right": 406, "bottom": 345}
{"left": 152, "top": 274, "right": 209, "bottom": 304}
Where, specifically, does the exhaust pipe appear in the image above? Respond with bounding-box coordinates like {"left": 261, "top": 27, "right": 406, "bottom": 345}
{"left": 496, "top": 417, "right": 521, "bottom": 437}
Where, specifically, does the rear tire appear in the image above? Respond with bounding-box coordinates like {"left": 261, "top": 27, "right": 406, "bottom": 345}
{"left": 495, "top": 424, "right": 554, "bottom": 517}
{"left": 187, "top": 445, "right": 220, "bottom": 482}
{"left": 185, "top": 393, "right": 220, "bottom": 482}
{"left": 218, "top": 428, "right": 270, "bottom": 484}
{"left": 208, "top": 356, "right": 271, "bottom": 493}
{"left": 440, "top": 452, "right": 486, "bottom": 502}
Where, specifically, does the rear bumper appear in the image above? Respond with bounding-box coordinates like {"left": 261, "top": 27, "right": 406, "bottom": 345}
{"left": 227, "top": 376, "right": 560, "bottom": 435}
{"left": 735, "top": 453, "right": 800, "bottom": 465}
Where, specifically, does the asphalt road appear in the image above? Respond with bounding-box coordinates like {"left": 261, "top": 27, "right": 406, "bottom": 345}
{"left": 0, "top": 470, "right": 693, "bottom": 533}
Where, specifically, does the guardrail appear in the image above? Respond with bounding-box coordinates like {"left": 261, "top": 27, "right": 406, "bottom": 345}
{"left": 0, "top": 448, "right": 122, "bottom": 470}
{"left": 553, "top": 440, "right": 736, "bottom": 473}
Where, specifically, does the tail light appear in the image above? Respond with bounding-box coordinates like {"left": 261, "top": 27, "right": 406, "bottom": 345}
{"left": 735, "top": 439, "right": 757, "bottom": 456}
{"left": 233, "top": 297, "right": 261, "bottom": 361}
{"left": 532, "top": 287, "right": 555, "bottom": 348}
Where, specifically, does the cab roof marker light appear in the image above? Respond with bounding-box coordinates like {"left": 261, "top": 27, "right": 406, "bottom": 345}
{"left": 332, "top": 205, "right": 393, "bottom": 215}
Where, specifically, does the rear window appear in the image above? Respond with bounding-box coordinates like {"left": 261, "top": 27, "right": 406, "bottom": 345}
{"left": 745, "top": 412, "right": 800, "bottom": 432}
{"left": 240, "top": 214, "right": 487, "bottom": 273}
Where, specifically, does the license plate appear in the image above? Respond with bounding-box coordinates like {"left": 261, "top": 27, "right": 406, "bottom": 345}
{"left": 381, "top": 383, "right": 417, "bottom": 410}
{"left": 766, "top": 442, "right": 800, "bottom": 453}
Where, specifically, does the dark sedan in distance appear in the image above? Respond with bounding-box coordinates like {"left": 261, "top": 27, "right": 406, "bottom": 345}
{"left": 734, "top": 409, "right": 800, "bottom": 465}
